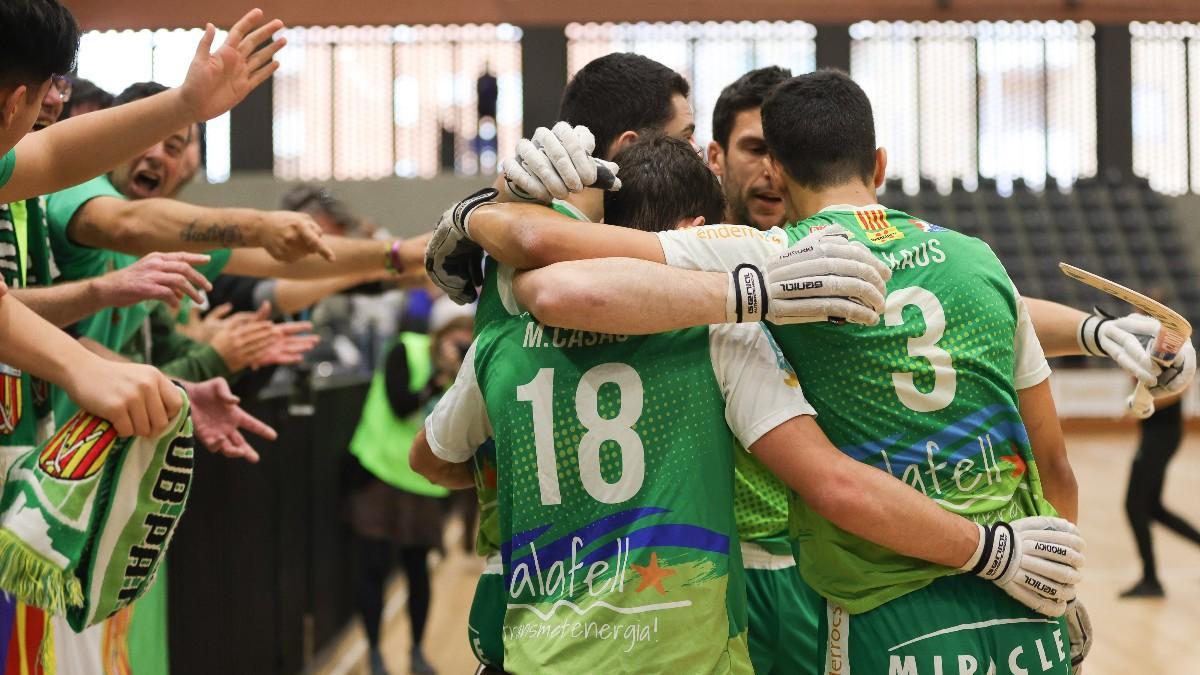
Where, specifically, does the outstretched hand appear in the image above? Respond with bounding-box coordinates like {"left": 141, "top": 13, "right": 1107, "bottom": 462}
{"left": 92, "top": 252, "right": 214, "bottom": 310}
{"left": 252, "top": 321, "right": 320, "bottom": 368}
{"left": 180, "top": 9, "right": 286, "bottom": 122}
{"left": 183, "top": 377, "right": 277, "bottom": 463}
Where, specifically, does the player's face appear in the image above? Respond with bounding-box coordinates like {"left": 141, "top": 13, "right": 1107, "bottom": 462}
{"left": 0, "top": 80, "right": 51, "bottom": 153}
{"left": 709, "top": 108, "right": 785, "bottom": 231}
{"left": 661, "top": 94, "right": 697, "bottom": 149}
{"left": 110, "top": 126, "right": 194, "bottom": 200}
{"left": 34, "top": 81, "right": 64, "bottom": 131}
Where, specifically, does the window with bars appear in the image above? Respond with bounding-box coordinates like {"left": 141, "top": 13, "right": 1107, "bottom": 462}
{"left": 1131, "top": 22, "right": 1200, "bottom": 196}
{"left": 850, "top": 21, "right": 1096, "bottom": 193}
{"left": 272, "top": 24, "right": 522, "bottom": 180}
{"left": 75, "top": 29, "right": 232, "bottom": 183}
{"left": 565, "top": 21, "right": 817, "bottom": 150}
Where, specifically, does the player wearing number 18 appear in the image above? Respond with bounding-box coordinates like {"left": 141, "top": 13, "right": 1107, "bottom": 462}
{"left": 414, "top": 135, "right": 1086, "bottom": 674}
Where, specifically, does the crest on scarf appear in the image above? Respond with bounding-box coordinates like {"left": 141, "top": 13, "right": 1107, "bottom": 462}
{"left": 39, "top": 413, "right": 118, "bottom": 481}
{"left": 0, "top": 363, "right": 23, "bottom": 435}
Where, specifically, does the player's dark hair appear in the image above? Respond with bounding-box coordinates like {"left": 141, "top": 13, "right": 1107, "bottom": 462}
{"left": 113, "top": 81, "right": 169, "bottom": 106}
{"left": 761, "top": 69, "right": 877, "bottom": 191}
{"left": 711, "top": 66, "right": 792, "bottom": 150}
{"left": 559, "top": 53, "right": 690, "bottom": 161}
{"left": 62, "top": 77, "right": 114, "bottom": 118}
{"left": 0, "top": 0, "right": 79, "bottom": 94}
{"left": 604, "top": 132, "right": 725, "bottom": 233}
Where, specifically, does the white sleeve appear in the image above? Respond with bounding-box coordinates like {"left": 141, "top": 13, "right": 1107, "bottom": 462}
{"left": 1012, "top": 288, "right": 1052, "bottom": 390}
{"left": 425, "top": 342, "right": 492, "bottom": 463}
{"left": 495, "top": 261, "right": 523, "bottom": 315}
{"left": 708, "top": 323, "right": 817, "bottom": 448}
{"left": 657, "top": 224, "right": 788, "bottom": 272}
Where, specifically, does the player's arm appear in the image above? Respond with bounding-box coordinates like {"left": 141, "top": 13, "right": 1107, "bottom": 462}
{"left": 411, "top": 428, "right": 474, "bottom": 489}
{"left": 67, "top": 196, "right": 333, "bottom": 262}
{"left": 411, "top": 342, "right": 492, "bottom": 489}
{"left": 223, "top": 233, "right": 428, "bottom": 279}
{"left": 0, "top": 288, "right": 181, "bottom": 437}
{"left": 1014, "top": 296, "right": 1079, "bottom": 521}
{"left": 0, "top": 10, "right": 283, "bottom": 204}
{"left": 716, "top": 323, "right": 1082, "bottom": 616}
{"left": 10, "top": 252, "right": 212, "bottom": 326}
{"left": 1026, "top": 297, "right": 1196, "bottom": 397}
{"left": 751, "top": 417, "right": 980, "bottom": 567}
{"left": 515, "top": 259, "right": 728, "bottom": 334}
{"left": 512, "top": 226, "right": 889, "bottom": 332}
{"left": 468, "top": 203, "right": 664, "bottom": 269}
{"left": 1019, "top": 381, "right": 1077, "bottom": 522}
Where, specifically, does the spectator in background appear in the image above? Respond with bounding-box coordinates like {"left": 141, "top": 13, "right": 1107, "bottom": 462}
{"left": 59, "top": 76, "right": 112, "bottom": 119}
{"left": 1122, "top": 387, "right": 1200, "bottom": 597}
{"left": 32, "top": 74, "right": 69, "bottom": 130}
{"left": 346, "top": 310, "right": 474, "bottom": 675}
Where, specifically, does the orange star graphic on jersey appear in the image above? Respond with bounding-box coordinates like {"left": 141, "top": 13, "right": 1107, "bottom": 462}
{"left": 1000, "top": 452, "right": 1027, "bottom": 478}
{"left": 631, "top": 552, "right": 675, "bottom": 595}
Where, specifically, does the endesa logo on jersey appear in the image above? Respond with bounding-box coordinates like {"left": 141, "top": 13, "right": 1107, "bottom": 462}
{"left": 853, "top": 209, "right": 905, "bottom": 244}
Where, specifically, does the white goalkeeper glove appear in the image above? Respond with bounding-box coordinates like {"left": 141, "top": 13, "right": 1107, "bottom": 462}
{"left": 501, "top": 122, "right": 621, "bottom": 203}
{"left": 424, "top": 188, "right": 495, "bottom": 304}
{"left": 961, "top": 517, "right": 1086, "bottom": 618}
{"left": 725, "top": 224, "right": 891, "bottom": 326}
{"left": 1065, "top": 599, "right": 1092, "bottom": 674}
{"left": 1078, "top": 309, "right": 1196, "bottom": 397}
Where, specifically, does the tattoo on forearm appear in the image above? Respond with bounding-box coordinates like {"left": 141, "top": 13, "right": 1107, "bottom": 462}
{"left": 181, "top": 221, "right": 246, "bottom": 247}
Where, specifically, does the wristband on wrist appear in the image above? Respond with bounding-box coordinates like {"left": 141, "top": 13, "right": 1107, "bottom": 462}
{"left": 727, "top": 264, "right": 768, "bottom": 323}
{"left": 386, "top": 240, "right": 405, "bottom": 274}
{"left": 455, "top": 187, "right": 501, "bottom": 237}
{"left": 1077, "top": 312, "right": 1109, "bottom": 357}
{"left": 963, "top": 521, "right": 1015, "bottom": 580}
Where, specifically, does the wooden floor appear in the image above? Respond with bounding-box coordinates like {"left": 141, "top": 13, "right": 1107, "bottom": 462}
{"left": 315, "top": 428, "right": 1200, "bottom": 675}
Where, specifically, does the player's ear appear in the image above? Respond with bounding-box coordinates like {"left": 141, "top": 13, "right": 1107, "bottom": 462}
{"left": 0, "top": 85, "right": 27, "bottom": 129}
{"left": 706, "top": 140, "right": 724, "bottom": 177}
{"left": 608, "top": 130, "right": 639, "bottom": 158}
{"left": 873, "top": 147, "right": 888, "bottom": 188}
{"left": 684, "top": 216, "right": 705, "bottom": 229}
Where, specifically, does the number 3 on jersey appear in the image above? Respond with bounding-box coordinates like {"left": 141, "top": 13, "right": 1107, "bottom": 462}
{"left": 884, "top": 286, "right": 956, "bottom": 412}
{"left": 516, "top": 363, "right": 646, "bottom": 506}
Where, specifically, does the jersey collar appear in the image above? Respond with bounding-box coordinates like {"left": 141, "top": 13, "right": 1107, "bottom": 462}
{"left": 817, "top": 203, "right": 887, "bottom": 213}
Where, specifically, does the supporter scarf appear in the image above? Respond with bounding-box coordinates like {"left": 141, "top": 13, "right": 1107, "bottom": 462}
{"left": 0, "top": 390, "right": 193, "bottom": 631}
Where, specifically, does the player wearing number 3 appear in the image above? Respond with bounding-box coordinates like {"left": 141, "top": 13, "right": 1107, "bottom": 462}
{"left": 413, "top": 132, "right": 1084, "bottom": 673}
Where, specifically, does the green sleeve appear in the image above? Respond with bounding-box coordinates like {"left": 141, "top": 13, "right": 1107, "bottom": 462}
{"left": 157, "top": 344, "right": 233, "bottom": 382}
{"left": 45, "top": 176, "right": 125, "bottom": 280}
{"left": 0, "top": 149, "right": 14, "bottom": 188}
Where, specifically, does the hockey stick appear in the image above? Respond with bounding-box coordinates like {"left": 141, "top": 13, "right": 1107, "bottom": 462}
{"left": 1060, "top": 262, "right": 1192, "bottom": 418}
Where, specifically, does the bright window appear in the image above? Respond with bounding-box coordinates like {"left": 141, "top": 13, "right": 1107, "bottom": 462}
{"left": 272, "top": 24, "right": 522, "bottom": 180}
{"left": 851, "top": 21, "right": 1096, "bottom": 193}
{"left": 1131, "top": 22, "right": 1200, "bottom": 195}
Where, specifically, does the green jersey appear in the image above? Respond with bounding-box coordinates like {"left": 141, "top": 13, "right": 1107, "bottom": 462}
{"left": 0, "top": 197, "right": 58, "bottom": 453}
{"left": 0, "top": 149, "right": 14, "bottom": 188}
{"left": 45, "top": 175, "right": 232, "bottom": 420}
{"left": 658, "top": 205, "right": 1054, "bottom": 614}
{"left": 426, "top": 315, "right": 813, "bottom": 673}
{"left": 471, "top": 199, "right": 589, "bottom": 559}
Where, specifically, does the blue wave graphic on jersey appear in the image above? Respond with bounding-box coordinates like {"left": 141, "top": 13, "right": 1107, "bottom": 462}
{"left": 505, "top": 507, "right": 729, "bottom": 572}
{"left": 503, "top": 507, "right": 665, "bottom": 561}
{"left": 577, "top": 524, "right": 729, "bottom": 567}
{"left": 837, "top": 403, "right": 1029, "bottom": 473}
